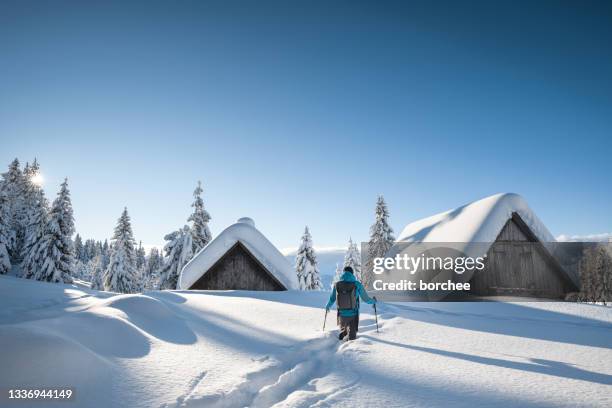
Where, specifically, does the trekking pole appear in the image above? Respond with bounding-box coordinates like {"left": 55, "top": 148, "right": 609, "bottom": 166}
{"left": 373, "top": 297, "right": 379, "bottom": 333}
{"left": 323, "top": 308, "right": 329, "bottom": 331}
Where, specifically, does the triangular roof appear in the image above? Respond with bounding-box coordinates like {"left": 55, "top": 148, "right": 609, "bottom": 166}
{"left": 397, "top": 193, "right": 578, "bottom": 288}
{"left": 179, "top": 218, "right": 299, "bottom": 290}
{"left": 398, "top": 193, "right": 555, "bottom": 245}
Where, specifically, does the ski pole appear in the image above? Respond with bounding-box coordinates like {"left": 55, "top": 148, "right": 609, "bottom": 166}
{"left": 323, "top": 308, "right": 329, "bottom": 331}
{"left": 373, "top": 297, "right": 379, "bottom": 333}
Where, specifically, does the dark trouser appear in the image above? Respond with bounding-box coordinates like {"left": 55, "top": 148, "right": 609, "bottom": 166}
{"left": 338, "top": 314, "right": 359, "bottom": 340}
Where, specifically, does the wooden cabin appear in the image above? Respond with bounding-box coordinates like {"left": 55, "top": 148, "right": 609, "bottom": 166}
{"left": 178, "top": 218, "right": 298, "bottom": 291}
{"left": 397, "top": 193, "right": 579, "bottom": 300}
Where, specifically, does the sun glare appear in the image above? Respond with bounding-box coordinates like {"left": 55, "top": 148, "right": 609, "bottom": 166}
{"left": 31, "top": 172, "right": 44, "bottom": 186}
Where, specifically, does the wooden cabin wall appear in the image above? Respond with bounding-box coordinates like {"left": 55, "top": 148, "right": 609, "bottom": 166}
{"left": 190, "top": 244, "right": 285, "bottom": 291}
{"left": 470, "top": 218, "right": 571, "bottom": 299}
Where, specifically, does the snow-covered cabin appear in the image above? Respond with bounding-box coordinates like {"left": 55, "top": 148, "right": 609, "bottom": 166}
{"left": 398, "top": 193, "right": 578, "bottom": 299}
{"left": 179, "top": 218, "right": 298, "bottom": 291}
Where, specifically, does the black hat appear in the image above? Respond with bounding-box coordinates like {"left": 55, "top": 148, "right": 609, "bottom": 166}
{"left": 343, "top": 266, "right": 354, "bottom": 274}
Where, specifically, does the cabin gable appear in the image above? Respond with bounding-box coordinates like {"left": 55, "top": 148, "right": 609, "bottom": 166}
{"left": 469, "top": 214, "right": 577, "bottom": 298}
{"left": 189, "top": 242, "right": 286, "bottom": 291}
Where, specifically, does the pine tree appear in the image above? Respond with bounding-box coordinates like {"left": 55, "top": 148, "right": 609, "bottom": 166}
{"left": 31, "top": 179, "right": 75, "bottom": 283}
{"left": 332, "top": 262, "right": 343, "bottom": 289}
{"left": 579, "top": 246, "right": 595, "bottom": 302}
{"left": 364, "top": 195, "right": 395, "bottom": 288}
{"left": 188, "top": 181, "right": 212, "bottom": 253}
{"left": 593, "top": 245, "right": 612, "bottom": 304}
{"left": 1, "top": 159, "right": 25, "bottom": 260}
{"left": 21, "top": 188, "right": 49, "bottom": 279}
{"left": 103, "top": 208, "right": 139, "bottom": 293}
{"left": 157, "top": 225, "right": 193, "bottom": 290}
{"left": 74, "top": 234, "right": 84, "bottom": 263}
{"left": 343, "top": 238, "right": 362, "bottom": 281}
{"left": 101, "top": 239, "right": 110, "bottom": 270}
{"left": 136, "top": 241, "right": 146, "bottom": 270}
{"left": 295, "top": 226, "right": 322, "bottom": 290}
{"left": 89, "top": 255, "right": 105, "bottom": 291}
{"left": 0, "top": 188, "right": 12, "bottom": 274}
{"left": 143, "top": 247, "right": 163, "bottom": 290}
{"left": 83, "top": 239, "right": 99, "bottom": 263}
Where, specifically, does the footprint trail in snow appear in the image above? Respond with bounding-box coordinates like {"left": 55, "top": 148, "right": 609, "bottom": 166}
{"left": 174, "top": 311, "right": 387, "bottom": 408}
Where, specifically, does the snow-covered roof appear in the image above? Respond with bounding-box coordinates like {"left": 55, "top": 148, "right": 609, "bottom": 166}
{"left": 398, "top": 193, "right": 556, "bottom": 258}
{"left": 179, "top": 218, "right": 299, "bottom": 290}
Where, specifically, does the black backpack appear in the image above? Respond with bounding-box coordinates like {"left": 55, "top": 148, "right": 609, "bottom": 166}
{"left": 336, "top": 281, "right": 357, "bottom": 311}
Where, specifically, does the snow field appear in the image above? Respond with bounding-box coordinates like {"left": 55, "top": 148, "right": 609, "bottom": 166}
{"left": 1, "top": 275, "right": 611, "bottom": 408}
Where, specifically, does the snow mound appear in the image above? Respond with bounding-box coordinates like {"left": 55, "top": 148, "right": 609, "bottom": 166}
{"left": 179, "top": 218, "right": 298, "bottom": 290}
{"left": 398, "top": 193, "right": 555, "bottom": 258}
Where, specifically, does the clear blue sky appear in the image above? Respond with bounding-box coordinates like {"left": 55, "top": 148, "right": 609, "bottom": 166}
{"left": 1, "top": 0, "right": 611, "bottom": 249}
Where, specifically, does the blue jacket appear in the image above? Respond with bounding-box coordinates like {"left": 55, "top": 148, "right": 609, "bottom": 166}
{"left": 326, "top": 272, "right": 375, "bottom": 317}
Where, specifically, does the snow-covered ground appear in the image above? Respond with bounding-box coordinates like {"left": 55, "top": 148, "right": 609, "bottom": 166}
{"left": 1, "top": 275, "right": 611, "bottom": 408}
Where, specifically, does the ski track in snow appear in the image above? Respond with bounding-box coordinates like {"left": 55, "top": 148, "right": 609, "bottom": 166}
{"left": 172, "top": 315, "right": 385, "bottom": 408}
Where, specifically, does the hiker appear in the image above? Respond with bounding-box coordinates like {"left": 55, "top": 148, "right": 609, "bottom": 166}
{"left": 325, "top": 266, "right": 377, "bottom": 341}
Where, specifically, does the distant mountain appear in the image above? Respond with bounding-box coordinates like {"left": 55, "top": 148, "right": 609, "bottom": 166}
{"left": 284, "top": 248, "right": 346, "bottom": 290}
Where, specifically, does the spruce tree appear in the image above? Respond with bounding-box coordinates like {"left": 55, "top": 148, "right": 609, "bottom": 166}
{"left": 295, "top": 226, "right": 322, "bottom": 290}
{"left": 32, "top": 179, "right": 75, "bottom": 283}
{"left": 21, "top": 188, "right": 49, "bottom": 279}
{"left": 1, "top": 159, "right": 25, "bottom": 260}
{"left": 103, "top": 208, "right": 139, "bottom": 293}
{"left": 332, "top": 262, "right": 343, "bottom": 289}
{"left": 579, "top": 246, "right": 595, "bottom": 302}
{"left": 143, "top": 247, "right": 163, "bottom": 290}
{"left": 84, "top": 239, "right": 98, "bottom": 263}
{"left": 157, "top": 225, "right": 193, "bottom": 290}
{"left": 74, "top": 234, "right": 84, "bottom": 263}
{"left": 101, "top": 239, "right": 110, "bottom": 270}
{"left": 188, "top": 181, "right": 212, "bottom": 253}
{"left": 343, "top": 238, "right": 362, "bottom": 281}
{"left": 89, "top": 255, "right": 105, "bottom": 291}
{"left": 364, "top": 195, "right": 395, "bottom": 288}
{"left": 0, "top": 189, "right": 12, "bottom": 274}
{"left": 136, "top": 241, "right": 146, "bottom": 270}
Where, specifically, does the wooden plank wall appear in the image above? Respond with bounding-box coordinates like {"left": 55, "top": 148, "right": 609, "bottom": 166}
{"left": 470, "top": 219, "right": 569, "bottom": 298}
{"left": 190, "top": 244, "right": 285, "bottom": 291}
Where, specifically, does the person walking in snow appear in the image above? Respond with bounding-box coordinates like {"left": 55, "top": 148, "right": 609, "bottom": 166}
{"left": 325, "top": 266, "right": 376, "bottom": 341}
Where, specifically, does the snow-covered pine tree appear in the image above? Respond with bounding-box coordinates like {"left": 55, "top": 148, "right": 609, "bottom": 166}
{"left": 74, "top": 234, "right": 84, "bottom": 262}
{"left": 103, "top": 207, "right": 139, "bottom": 293}
{"left": 332, "top": 262, "right": 343, "bottom": 289}
{"left": 136, "top": 241, "right": 146, "bottom": 270}
{"left": 188, "top": 181, "right": 212, "bottom": 254}
{"left": 579, "top": 246, "right": 595, "bottom": 302}
{"left": 343, "top": 238, "right": 362, "bottom": 281}
{"left": 593, "top": 245, "right": 612, "bottom": 304}
{"left": 21, "top": 188, "right": 49, "bottom": 279}
{"left": 88, "top": 255, "right": 105, "bottom": 291}
{"left": 85, "top": 239, "right": 99, "bottom": 263}
{"left": 1, "top": 159, "right": 25, "bottom": 260}
{"left": 100, "top": 239, "right": 110, "bottom": 270}
{"left": 0, "top": 188, "right": 12, "bottom": 274}
{"left": 157, "top": 225, "right": 193, "bottom": 290}
{"left": 143, "top": 247, "right": 162, "bottom": 290}
{"left": 295, "top": 226, "right": 322, "bottom": 290}
{"left": 31, "top": 179, "right": 75, "bottom": 283}
{"left": 364, "top": 195, "right": 395, "bottom": 289}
